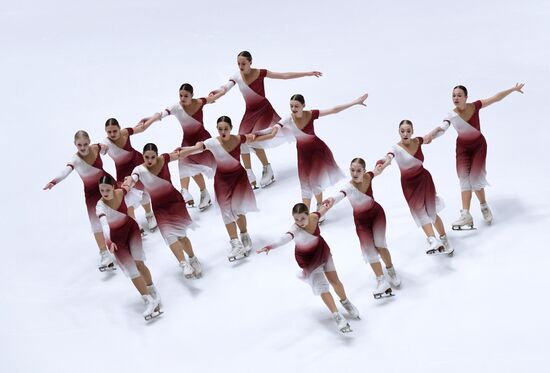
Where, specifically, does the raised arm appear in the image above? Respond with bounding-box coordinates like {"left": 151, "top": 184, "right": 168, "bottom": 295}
{"left": 480, "top": 83, "right": 525, "bottom": 108}
{"left": 256, "top": 232, "right": 294, "bottom": 255}
{"left": 266, "top": 70, "right": 322, "bottom": 80}
{"left": 318, "top": 93, "right": 368, "bottom": 117}
{"left": 43, "top": 164, "right": 74, "bottom": 190}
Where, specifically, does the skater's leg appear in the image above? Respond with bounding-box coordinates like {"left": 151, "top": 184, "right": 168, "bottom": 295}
{"left": 180, "top": 176, "right": 191, "bottom": 191}
{"left": 168, "top": 241, "right": 186, "bottom": 262}
{"left": 461, "top": 190, "right": 473, "bottom": 210}
{"left": 142, "top": 202, "right": 152, "bottom": 214}
{"left": 377, "top": 247, "right": 394, "bottom": 269}
{"left": 127, "top": 206, "right": 136, "bottom": 221}
{"left": 474, "top": 188, "right": 487, "bottom": 204}
{"left": 136, "top": 261, "right": 153, "bottom": 286}
{"left": 369, "top": 261, "right": 384, "bottom": 277}
{"left": 131, "top": 275, "right": 149, "bottom": 295}
{"left": 253, "top": 148, "right": 269, "bottom": 166}
{"left": 242, "top": 153, "right": 252, "bottom": 169}
{"left": 225, "top": 222, "right": 238, "bottom": 240}
{"left": 314, "top": 193, "right": 323, "bottom": 207}
{"left": 421, "top": 223, "right": 436, "bottom": 237}
{"left": 179, "top": 237, "right": 195, "bottom": 258}
{"left": 236, "top": 214, "right": 247, "bottom": 233}
{"left": 325, "top": 271, "right": 348, "bottom": 302}
{"left": 192, "top": 173, "right": 206, "bottom": 191}
{"left": 94, "top": 232, "right": 107, "bottom": 253}
{"left": 434, "top": 215, "right": 446, "bottom": 236}
{"left": 302, "top": 198, "right": 312, "bottom": 210}
{"left": 320, "top": 292, "right": 338, "bottom": 313}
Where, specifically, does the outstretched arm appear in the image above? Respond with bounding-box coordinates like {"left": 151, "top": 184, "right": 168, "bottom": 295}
{"left": 209, "top": 78, "right": 236, "bottom": 98}
{"left": 247, "top": 125, "right": 280, "bottom": 143}
{"left": 318, "top": 93, "right": 368, "bottom": 117}
{"left": 480, "top": 83, "right": 525, "bottom": 108}
{"left": 135, "top": 112, "right": 162, "bottom": 132}
{"left": 424, "top": 119, "right": 451, "bottom": 143}
{"left": 256, "top": 232, "right": 294, "bottom": 255}
{"left": 204, "top": 87, "right": 227, "bottom": 104}
{"left": 322, "top": 191, "right": 347, "bottom": 210}
{"left": 266, "top": 70, "right": 322, "bottom": 79}
{"left": 174, "top": 143, "right": 205, "bottom": 160}
{"left": 43, "top": 164, "right": 74, "bottom": 190}
{"left": 375, "top": 154, "right": 394, "bottom": 175}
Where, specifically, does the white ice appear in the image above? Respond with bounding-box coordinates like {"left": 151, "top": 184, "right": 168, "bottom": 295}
{"left": 2, "top": 0, "right": 549, "bottom": 372}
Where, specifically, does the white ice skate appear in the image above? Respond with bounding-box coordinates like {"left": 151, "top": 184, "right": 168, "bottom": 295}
{"left": 340, "top": 299, "right": 360, "bottom": 319}
{"left": 198, "top": 189, "right": 212, "bottom": 212}
{"left": 386, "top": 266, "right": 401, "bottom": 288}
{"left": 439, "top": 235, "right": 455, "bottom": 256}
{"left": 98, "top": 250, "right": 116, "bottom": 272}
{"left": 333, "top": 312, "right": 352, "bottom": 333}
{"left": 425, "top": 236, "right": 446, "bottom": 255}
{"left": 147, "top": 284, "right": 161, "bottom": 305}
{"left": 189, "top": 256, "right": 203, "bottom": 278}
{"left": 142, "top": 294, "right": 162, "bottom": 321}
{"left": 180, "top": 260, "right": 195, "bottom": 279}
{"left": 145, "top": 212, "right": 158, "bottom": 231}
{"left": 480, "top": 202, "right": 493, "bottom": 224}
{"left": 260, "top": 163, "right": 275, "bottom": 188}
{"left": 240, "top": 232, "right": 253, "bottom": 255}
{"left": 373, "top": 275, "right": 393, "bottom": 299}
{"left": 246, "top": 168, "right": 259, "bottom": 190}
{"left": 452, "top": 209, "right": 475, "bottom": 230}
{"left": 180, "top": 188, "right": 195, "bottom": 207}
{"left": 228, "top": 238, "right": 248, "bottom": 262}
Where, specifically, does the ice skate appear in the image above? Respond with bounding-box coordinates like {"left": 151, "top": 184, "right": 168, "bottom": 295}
{"left": 333, "top": 312, "right": 352, "bottom": 333}
{"left": 180, "top": 260, "right": 195, "bottom": 279}
{"left": 480, "top": 202, "right": 493, "bottom": 224}
{"left": 373, "top": 275, "right": 393, "bottom": 299}
{"left": 180, "top": 188, "right": 195, "bottom": 207}
{"left": 140, "top": 228, "right": 148, "bottom": 237}
{"left": 386, "top": 266, "right": 401, "bottom": 288}
{"left": 145, "top": 212, "right": 158, "bottom": 231}
{"left": 452, "top": 209, "right": 475, "bottom": 230}
{"left": 340, "top": 299, "right": 360, "bottom": 319}
{"left": 228, "top": 238, "right": 248, "bottom": 262}
{"left": 425, "top": 236, "right": 446, "bottom": 255}
{"left": 189, "top": 256, "right": 203, "bottom": 278}
{"left": 240, "top": 231, "right": 253, "bottom": 255}
{"left": 246, "top": 169, "right": 259, "bottom": 190}
{"left": 142, "top": 294, "right": 162, "bottom": 321}
{"left": 98, "top": 250, "right": 116, "bottom": 272}
{"left": 147, "top": 284, "right": 161, "bottom": 305}
{"left": 260, "top": 163, "right": 275, "bottom": 188}
{"left": 198, "top": 189, "right": 212, "bottom": 212}
{"left": 439, "top": 235, "right": 455, "bottom": 256}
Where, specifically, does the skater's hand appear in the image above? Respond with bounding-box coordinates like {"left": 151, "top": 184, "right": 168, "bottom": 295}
{"left": 257, "top": 245, "right": 272, "bottom": 255}
{"left": 245, "top": 133, "right": 256, "bottom": 143}
{"left": 322, "top": 198, "right": 335, "bottom": 209}
{"left": 43, "top": 182, "right": 55, "bottom": 190}
{"left": 107, "top": 240, "right": 117, "bottom": 253}
{"left": 308, "top": 71, "right": 323, "bottom": 77}
{"left": 513, "top": 83, "right": 525, "bottom": 93}
{"left": 423, "top": 134, "right": 433, "bottom": 144}
{"left": 354, "top": 93, "right": 369, "bottom": 106}
{"left": 136, "top": 117, "right": 149, "bottom": 126}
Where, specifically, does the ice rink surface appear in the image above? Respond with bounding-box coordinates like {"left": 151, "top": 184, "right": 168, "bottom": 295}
{"left": 1, "top": 0, "right": 549, "bottom": 372}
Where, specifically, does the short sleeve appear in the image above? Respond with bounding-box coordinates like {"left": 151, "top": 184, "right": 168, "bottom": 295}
{"left": 95, "top": 201, "right": 106, "bottom": 218}
{"left": 366, "top": 171, "right": 375, "bottom": 180}
{"left": 286, "top": 225, "right": 298, "bottom": 239}
{"left": 203, "top": 138, "right": 214, "bottom": 151}
{"left": 199, "top": 98, "right": 207, "bottom": 105}
{"left": 259, "top": 69, "right": 267, "bottom": 79}
{"left": 311, "top": 110, "right": 320, "bottom": 120}
{"left": 339, "top": 183, "right": 352, "bottom": 197}
{"left": 239, "top": 135, "right": 247, "bottom": 144}
{"left": 125, "top": 127, "right": 134, "bottom": 136}
{"left": 416, "top": 137, "right": 424, "bottom": 145}
{"left": 162, "top": 153, "right": 171, "bottom": 163}
{"left": 160, "top": 103, "right": 177, "bottom": 119}
{"left": 473, "top": 100, "right": 482, "bottom": 111}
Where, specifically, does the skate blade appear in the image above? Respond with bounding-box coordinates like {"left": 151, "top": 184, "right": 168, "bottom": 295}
{"left": 373, "top": 289, "right": 394, "bottom": 299}
{"left": 144, "top": 310, "right": 163, "bottom": 321}
{"left": 184, "top": 273, "right": 195, "bottom": 279}
{"left": 194, "top": 272, "right": 203, "bottom": 279}
{"left": 99, "top": 264, "right": 116, "bottom": 272}
{"left": 260, "top": 178, "right": 275, "bottom": 188}
{"left": 452, "top": 225, "right": 476, "bottom": 231}
{"left": 198, "top": 202, "right": 212, "bottom": 212}
{"left": 186, "top": 201, "right": 196, "bottom": 208}
{"left": 340, "top": 325, "right": 353, "bottom": 333}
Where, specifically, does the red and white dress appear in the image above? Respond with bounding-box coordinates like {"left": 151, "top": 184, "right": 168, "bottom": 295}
{"left": 336, "top": 175, "right": 388, "bottom": 263}
{"left": 388, "top": 138, "right": 444, "bottom": 227}
{"left": 160, "top": 100, "right": 216, "bottom": 178}
{"left": 96, "top": 189, "right": 145, "bottom": 278}
{"left": 276, "top": 110, "right": 344, "bottom": 198}
{"left": 441, "top": 100, "right": 488, "bottom": 191}
{"left": 50, "top": 147, "right": 114, "bottom": 233}
{"left": 131, "top": 154, "right": 194, "bottom": 245}
{"left": 276, "top": 213, "right": 336, "bottom": 295}
{"left": 224, "top": 70, "right": 281, "bottom": 151}
{"left": 202, "top": 136, "right": 258, "bottom": 224}
{"left": 103, "top": 128, "right": 149, "bottom": 206}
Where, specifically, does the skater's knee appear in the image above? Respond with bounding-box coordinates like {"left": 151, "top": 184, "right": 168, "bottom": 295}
{"left": 363, "top": 247, "right": 380, "bottom": 264}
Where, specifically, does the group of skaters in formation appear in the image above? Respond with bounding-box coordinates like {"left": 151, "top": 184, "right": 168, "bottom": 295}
{"left": 43, "top": 51, "right": 525, "bottom": 332}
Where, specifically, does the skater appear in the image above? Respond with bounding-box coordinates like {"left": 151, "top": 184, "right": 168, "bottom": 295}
{"left": 252, "top": 93, "right": 368, "bottom": 216}
{"left": 376, "top": 120, "right": 454, "bottom": 256}
{"left": 43, "top": 130, "right": 116, "bottom": 271}
{"left": 103, "top": 118, "right": 157, "bottom": 232}
{"left": 429, "top": 83, "right": 525, "bottom": 229}
{"left": 136, "top": 83, "right": 225, "bottom": 210}
{"left": 96, "top": 175, "right": 161, "bottom": 320}
{"left": 323, "top": 158, "right": 400, "bottom": 299}
{"left": 210, "top": 50, "right": 322, "bottom": 189}
{"left": 257, "top": 203, "right": 359, "bottom": 334}
{"left": 126, "top": 143, "right": 203, "bottom": 279}
{"left": 177, "top": 116, "right": 258, "bottom": 262}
